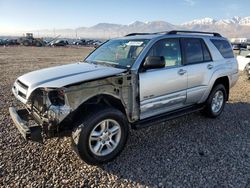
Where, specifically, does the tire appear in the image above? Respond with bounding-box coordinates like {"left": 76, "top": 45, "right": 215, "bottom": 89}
{"left": 202, "top": 84, "right": 227, "bottom": 118}
{"left": 35, "top": 42, "right": 42, "bottom": 47}
{"left": 71, "top": 108, "right": 129, "bottom": 165}
{"left": 23, "top": 41, "right": 29, "bottom": 46}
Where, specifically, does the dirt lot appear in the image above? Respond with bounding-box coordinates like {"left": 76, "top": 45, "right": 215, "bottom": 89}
{"left": 0, "top": 46, "right": 250, "bottom": 187}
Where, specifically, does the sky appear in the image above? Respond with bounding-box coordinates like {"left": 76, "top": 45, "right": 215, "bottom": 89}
{"left": 0, "top": 0, "right": 250, "bottom": 34}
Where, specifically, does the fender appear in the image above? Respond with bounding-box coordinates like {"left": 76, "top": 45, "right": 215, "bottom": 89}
{"left": 198, "top": 64, "right": 232, "bottom": 103}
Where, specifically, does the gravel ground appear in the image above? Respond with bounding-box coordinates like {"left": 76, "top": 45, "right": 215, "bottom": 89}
{"left": 0, "top": 46, "right": 250, "bottom": 187}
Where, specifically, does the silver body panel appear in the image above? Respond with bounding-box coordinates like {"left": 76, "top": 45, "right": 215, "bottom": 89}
{"left": 13, "top": 63, "right": 125, "bottom": 104}
{"left": 139, "top": 66, "right": 187, "bottom": 119}
{"left": 134, "top": 35, "right": 239, "bottom": 119}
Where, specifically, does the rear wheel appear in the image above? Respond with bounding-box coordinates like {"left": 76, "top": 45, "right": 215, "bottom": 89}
{"left": 23, "top": 41, "right": 29, "bottom": 46}
{"left": 202, "top": 84, "right": 227, "bottom": 118}
{"left": 35, "top": 41, "right": 42, "bottom": 47}
{"left": 72, "top": 108, "right": 129, "bottom": 165}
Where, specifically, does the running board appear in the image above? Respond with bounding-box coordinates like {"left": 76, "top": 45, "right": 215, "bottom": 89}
{"left": 132, "top": 105, "right": 204, "bottom": 129}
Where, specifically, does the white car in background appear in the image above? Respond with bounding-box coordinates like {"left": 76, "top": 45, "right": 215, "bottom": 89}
{"left": 236, "top": 50, "right": 250, "bottom": 79}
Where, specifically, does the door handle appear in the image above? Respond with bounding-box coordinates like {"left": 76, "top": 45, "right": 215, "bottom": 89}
{"left": 178, "top": 69, "right": 187, "bottom": 75}
{"left": 207, "top": 64, "right": 213, "bottom": 69}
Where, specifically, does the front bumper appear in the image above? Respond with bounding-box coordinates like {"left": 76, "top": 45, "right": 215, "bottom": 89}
{"left": 9, "top": 107, "right": 42, "bottom": 142}
{"left": 230, "top": 72, "right": 239, "bottom": 88}
{"left": 9, "top": 107, "right": 31, "bottom": 139}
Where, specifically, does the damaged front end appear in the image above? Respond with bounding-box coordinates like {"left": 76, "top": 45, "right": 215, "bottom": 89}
{"left": 9, "top": 80, "right": 72, "bottom": 141}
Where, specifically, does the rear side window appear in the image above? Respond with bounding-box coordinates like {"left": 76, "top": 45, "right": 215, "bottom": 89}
{"left": 211, "top": 39, "right": 234, "bottom": 58}
{"left": 202, "top": 41, "right": 212, "bottom": 61}
{"left": 182, "top": 38, "right": 212, "bottom": 64}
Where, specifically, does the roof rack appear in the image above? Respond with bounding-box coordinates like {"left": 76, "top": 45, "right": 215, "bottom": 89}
{"left": 125, "top": 30, "right": 222, "bottom": 37}
{"left": 167, "top": 30, "right": 222, "bottom": 37}
{"left": 125, "top": 33, "right": 152, "bottom": 36}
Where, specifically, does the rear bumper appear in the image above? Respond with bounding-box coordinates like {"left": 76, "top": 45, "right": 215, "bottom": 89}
{"left": 9, "top": 107, "right": 42, "bottom": 141}
{"left": 229, "top": 72, "right": 239, "bottom": 88}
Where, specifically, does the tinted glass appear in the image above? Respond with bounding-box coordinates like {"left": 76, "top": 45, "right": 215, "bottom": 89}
{"left": 211, "top": 39, "right": 234, "bottom": 58}
{"left": 202, "top": 41, "right": 212, "bottom": 61}
{"left": 182, "top": 39, "right": 203, "bottom": 64}
{"left": 147, "top": 39, "right": 182, "bottom": 67}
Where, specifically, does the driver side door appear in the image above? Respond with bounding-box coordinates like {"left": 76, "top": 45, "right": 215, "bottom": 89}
{"left": 139, "top": 38, "right": 188, "bottom": 119}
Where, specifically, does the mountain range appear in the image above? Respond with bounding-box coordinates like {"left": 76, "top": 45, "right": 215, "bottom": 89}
{"left": 34, "top": 16, "right": 250, "bottom": 39}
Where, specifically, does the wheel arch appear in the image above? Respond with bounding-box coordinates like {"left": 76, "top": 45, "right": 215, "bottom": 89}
{"left": 212, "top": 76, "right": 230, "bottom": 101}
{"left": 71, "top": 94, "right": 129, "bottom": 124}
{"left": 199, "top": 75, "right": 230, "bottom": 103}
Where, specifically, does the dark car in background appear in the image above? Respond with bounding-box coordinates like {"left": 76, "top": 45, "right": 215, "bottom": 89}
{"left": 51, "top": 40, "right": 68, "bottom": 46}
{"left": 0, "top": 39, "right": 6, "bottom": 45}
{"left": 73, "top": 39, "right": 87, "bottom": 45}
{"left": 2, "top": 39, "right": 20, "bottom": 46}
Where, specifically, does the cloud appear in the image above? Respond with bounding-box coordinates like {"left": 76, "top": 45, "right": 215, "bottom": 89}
{"left": 184, "top": 0, "right": 196, "bottom": 6}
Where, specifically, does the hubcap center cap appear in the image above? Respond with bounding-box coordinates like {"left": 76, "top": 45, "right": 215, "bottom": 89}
{"left": 101, "top": 132, "right": 109, "bottom": 141}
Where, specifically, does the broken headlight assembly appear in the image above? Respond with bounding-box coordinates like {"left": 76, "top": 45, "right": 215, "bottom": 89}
{"left": 48, "top": 89, "right": 65, "bottom": 106}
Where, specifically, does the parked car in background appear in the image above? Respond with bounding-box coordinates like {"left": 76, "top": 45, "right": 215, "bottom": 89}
{"left": 232, "top": 43, "right": 247, "bottom": 50}
{"left": 232, "top": 43, "right": 241, "bottom": 50}
{"left": 73, "top": 39, "right": 87, "bottom": 45}
{"left": 4, "top": 39, "right": 19, "bottom": 45}
{"left": 237, "top": 50, "right": 250, "bottom": 79}
{"left": 0, "top": 39, "right": 6, "bottom": 45}
{"left": 51, "top": 40, "right": 68, "bottom": 46}
{"left": 237, "top": 50, "right": 250, "bottom": 70}
{"left": 93, "top": 40, "right": 103, "bottom": 47}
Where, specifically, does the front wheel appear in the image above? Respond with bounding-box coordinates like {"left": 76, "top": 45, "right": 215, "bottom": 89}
{"left": 202, "top": 84, "right": 227, "bottom": 118}
{"left": 72, "top": 108, "right": 129, "bottom": 165}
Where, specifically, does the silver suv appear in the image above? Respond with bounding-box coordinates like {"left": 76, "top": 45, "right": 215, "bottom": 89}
{"left": 9, "top": 30, "right": 239, "bottom": 165}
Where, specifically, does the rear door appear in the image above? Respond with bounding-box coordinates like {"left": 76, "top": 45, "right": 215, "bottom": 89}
{"left": 181, "top": 38, "right": 214, "bottom": 104}
{"left": 139, "top": 38, "right": 188, "bottom": 119}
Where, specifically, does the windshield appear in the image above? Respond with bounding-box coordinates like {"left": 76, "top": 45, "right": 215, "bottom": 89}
{"left": 85, "top": 39, "right": 150, "bottom": 69}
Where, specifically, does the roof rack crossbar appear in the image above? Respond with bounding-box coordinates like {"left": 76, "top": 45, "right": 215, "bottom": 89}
{"left": 125, "top": 33, "right": 152, "bottom": 37}
{"left": 167, "top": 30, "right": 222, "bottom": 37}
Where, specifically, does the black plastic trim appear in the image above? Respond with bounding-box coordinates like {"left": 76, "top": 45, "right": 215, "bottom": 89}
{"left": 132, "top": 104, "right": 204, "bottom": 129}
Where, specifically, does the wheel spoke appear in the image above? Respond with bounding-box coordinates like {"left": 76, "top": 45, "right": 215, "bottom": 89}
{"left": 109, "top": 126, "right": 120, "bottom": 136}
{"left": 106, "top": 142, "right": 113, "bottom": 150}
{"left": 109, "top": 139, "right": 116, "bottom": 146}
{"left": 94, "top": 142, "right": 104, "bottom": 154}
{"left": 100, "top": 120, "right": 109, "bottom": 132}
{"left": 90, "top": 130, "right": 102, "bottom": 141}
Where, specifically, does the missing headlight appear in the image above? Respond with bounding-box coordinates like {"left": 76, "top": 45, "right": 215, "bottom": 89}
{"left": 48, "top": 90, "right": 65, "bottom": 106}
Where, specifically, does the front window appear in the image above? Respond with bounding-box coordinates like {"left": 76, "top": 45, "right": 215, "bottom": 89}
{"left": 85, "top": 39, "right": 150, "bottom": 69}
{"left": 147, "top": 38, "right": 182, "bottom": 67}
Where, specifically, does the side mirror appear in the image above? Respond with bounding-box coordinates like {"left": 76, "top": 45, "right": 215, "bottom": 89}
{"left": 143, "top": 56, "right": 165, "bottom": 70}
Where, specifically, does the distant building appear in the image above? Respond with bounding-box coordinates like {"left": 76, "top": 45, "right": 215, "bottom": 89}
{"left": 230, "top": 38, "right": 249, "bottom": 43}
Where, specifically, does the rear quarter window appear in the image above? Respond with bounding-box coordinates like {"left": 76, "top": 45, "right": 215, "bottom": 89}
{"left": 211, "top": 39, "right": 234, "bottom": 58}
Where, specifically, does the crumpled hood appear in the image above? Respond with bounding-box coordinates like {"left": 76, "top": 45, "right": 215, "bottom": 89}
{"left": 15, "top": 62, "right": 125, "bottom": 101}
